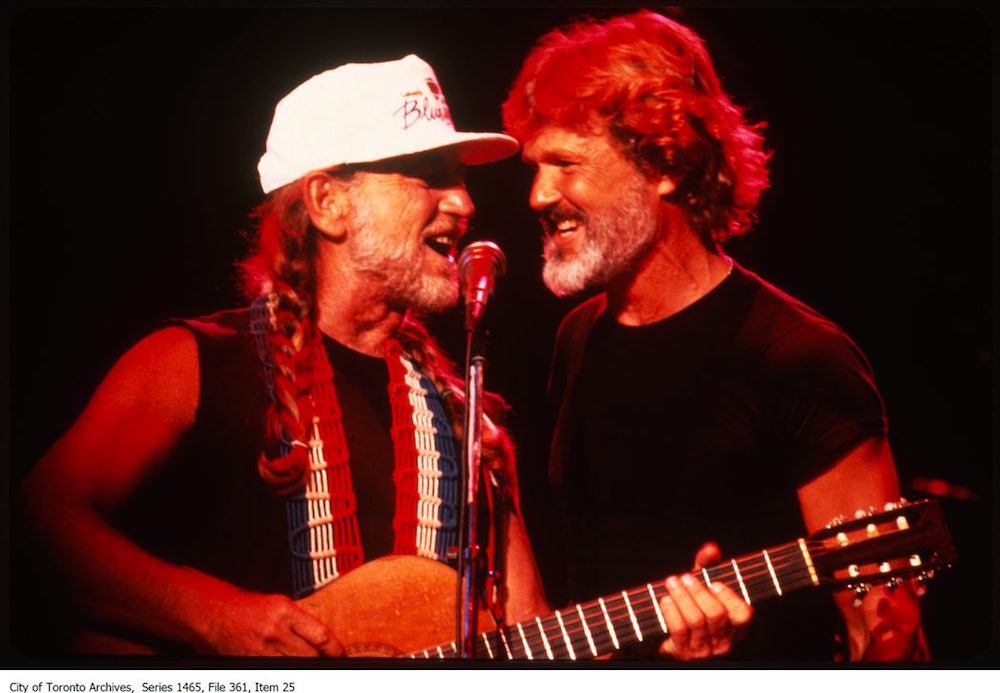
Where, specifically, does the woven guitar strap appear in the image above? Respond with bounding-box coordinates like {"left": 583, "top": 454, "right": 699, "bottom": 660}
{"left": 250, "top": 294, "right": 459, "bottom": 598}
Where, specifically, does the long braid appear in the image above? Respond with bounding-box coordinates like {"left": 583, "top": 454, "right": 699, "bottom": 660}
{"left": 241, "top": 184, "right": 319, "bottom": 494}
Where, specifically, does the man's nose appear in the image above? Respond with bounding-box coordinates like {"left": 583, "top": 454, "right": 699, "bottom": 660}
{"left": 529, "top": 167, "right": 561, "bottom": 211}
{"left": 439, "top": 185, "right": 475, "bottom": 218}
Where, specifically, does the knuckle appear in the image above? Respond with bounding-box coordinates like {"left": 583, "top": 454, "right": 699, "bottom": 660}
{"left": 689, "top": 613, "right": 708, "bottom": 633}
{"left": 707, "top": 612, "right": 730, "bottom": 633}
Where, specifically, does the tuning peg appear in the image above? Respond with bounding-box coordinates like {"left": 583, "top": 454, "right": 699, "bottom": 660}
{"left": 852, "top": 583, "right": 871, "bottom": 607}
{"left": 826, "top": 515, "right": 846, "bottom": 528}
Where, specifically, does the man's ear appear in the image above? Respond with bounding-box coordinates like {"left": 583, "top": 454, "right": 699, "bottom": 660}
{"left": 302, "top": 171, "right": 351, "bottom": 241}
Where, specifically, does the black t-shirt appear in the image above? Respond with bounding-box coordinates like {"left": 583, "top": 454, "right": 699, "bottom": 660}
{"left": 550, "top": 265, "right": 887, "bottom": 660}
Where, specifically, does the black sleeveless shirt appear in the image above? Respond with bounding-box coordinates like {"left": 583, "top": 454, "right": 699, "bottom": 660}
{"left": 112, "top": 309, "right": 401, "bottom": 596}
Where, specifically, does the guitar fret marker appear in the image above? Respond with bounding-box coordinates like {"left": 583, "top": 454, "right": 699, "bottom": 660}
{"left": 555, "top": 610, "right": 577, "bottom": 660}
{"left": 798, "top": 538, "right": 820, "bottom": 585}
{"left": 516, "top": 622, "right": 533, "bottom": 660}
{"left": 622, "top": 591, "right": 643, "bottom": 642}
{"left": 598, "top": 598, "right": 620, "bottom": 650}
{"left": 647, "top": 584, "right": 667, "bottom": 634}
{"left": 480, "top": 632, "right": 494, "bottom": 659}
{"left": 762, "top": 550, "right": 783, "bottom": 596}
{"left": 576, "top": 604, "right": 598, "bottom": 657}
{"left": 499, "top": 627, "right": 513, "bottom": 659}
{"left": 536, "top": 617, "right": 554, "bottom": 659}
{"left": 731, "top": 559, "right": 751, "bottom": 604}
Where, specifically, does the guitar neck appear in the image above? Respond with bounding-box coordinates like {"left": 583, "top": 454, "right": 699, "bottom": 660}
{"left": 410, "top": 538, "right": 819, "bottom": 660}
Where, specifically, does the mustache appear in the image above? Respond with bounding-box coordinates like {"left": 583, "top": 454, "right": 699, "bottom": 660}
{"left": 424, "top": 214, "right": 469, "bottom": 238}
{"left": 539, "top": 205, "right": 586, "bottom": 234}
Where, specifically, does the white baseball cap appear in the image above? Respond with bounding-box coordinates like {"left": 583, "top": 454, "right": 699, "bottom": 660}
{"left": 258, "top": 54, "right": 519, "bottom": 193}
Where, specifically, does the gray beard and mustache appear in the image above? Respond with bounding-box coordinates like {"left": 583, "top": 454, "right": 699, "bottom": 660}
{"left": 347, "top": 197, "right": 462, "bottom": 313}
{"left": 542, "top": 176, "right": 659, "bottom": 297}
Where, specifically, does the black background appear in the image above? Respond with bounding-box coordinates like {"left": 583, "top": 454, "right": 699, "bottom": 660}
{"left": 4, "top": 3, "right": 995, "bottom": 664}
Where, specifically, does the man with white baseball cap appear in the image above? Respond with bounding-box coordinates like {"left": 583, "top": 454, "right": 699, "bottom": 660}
{"left": 21, "top": 54, "right": 546, "bottom": 657}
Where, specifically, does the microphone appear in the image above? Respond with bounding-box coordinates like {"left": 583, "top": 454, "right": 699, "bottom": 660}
{"left": 458, "top": 241, "right": 506, "bottom": 333}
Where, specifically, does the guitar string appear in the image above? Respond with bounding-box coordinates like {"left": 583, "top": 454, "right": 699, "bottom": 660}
{"left": 422, "top": 506, "right": 925, "bottom": 659}
{"left": 461, "top": 554, "right": 817, "bottom": 660}
{"left": 514, "top": 532, "right": 910, "bottom": 661}
{"left": 419, "top": 544, "right": 816, "bottom": 659}
{"left": 424, "top": 563, "right": 820, "bottom": 661}
{"left": 420, "top": 534, "right": 900, "bottom": 659}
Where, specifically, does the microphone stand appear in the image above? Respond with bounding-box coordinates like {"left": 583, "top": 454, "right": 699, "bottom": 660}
{"left": 455, "top": 328, "right": 485, "bottom": 659}
{"left": 454, "top": 240, "right": 505, "bottom": 659}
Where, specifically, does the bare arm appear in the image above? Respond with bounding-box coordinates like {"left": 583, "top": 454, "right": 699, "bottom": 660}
{"left": 500, "top": 502, "right": 549, "bottom": 624}
{"left": 20, "top": 327, "right": 341, "bottom": 656}
{"left": 797, "top": 437, "right": 928, "bottom": 661}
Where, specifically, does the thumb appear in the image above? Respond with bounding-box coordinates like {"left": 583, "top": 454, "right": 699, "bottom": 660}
{"left": 693, "top": 541, "right": 721, "bottom": 570}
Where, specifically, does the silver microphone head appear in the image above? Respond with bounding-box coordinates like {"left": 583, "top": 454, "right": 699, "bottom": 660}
{"left": 458, "top": 241, "right": 506, "bottom": 282}
{"left": 458, "top": 241, "right": 506, "bottom": 332}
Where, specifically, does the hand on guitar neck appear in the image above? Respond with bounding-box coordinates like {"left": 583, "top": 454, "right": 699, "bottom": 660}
{"left": 656, "top": 542, "right": 753, "bottom": 660}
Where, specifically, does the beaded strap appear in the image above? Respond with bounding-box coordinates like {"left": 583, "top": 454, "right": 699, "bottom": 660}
{"left": 251, "top": 294, "right": 459, "bottom": 597}
{"left": 386, "top": 340, "right": 459, "bottom": 562}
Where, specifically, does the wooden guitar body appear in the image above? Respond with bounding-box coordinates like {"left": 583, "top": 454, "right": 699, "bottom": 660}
{"left": 296, "top": 555, "right": 492, "bottom": 657}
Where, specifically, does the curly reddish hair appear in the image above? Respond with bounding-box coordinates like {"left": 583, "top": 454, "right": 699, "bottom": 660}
{"left": 502, "top": 10, "right": 770, "bottom": 244}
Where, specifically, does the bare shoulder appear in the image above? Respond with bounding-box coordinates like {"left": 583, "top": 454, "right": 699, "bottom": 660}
{"left": 97, "top": 326, "right": 200, "bottom": 422}
{"left": 24, "top": 326, "right": 203, "bottom": 512}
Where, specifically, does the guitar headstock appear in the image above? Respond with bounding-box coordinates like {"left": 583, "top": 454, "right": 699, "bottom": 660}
{"left": 808, "top": 498, "right": 957, "bottom": 599}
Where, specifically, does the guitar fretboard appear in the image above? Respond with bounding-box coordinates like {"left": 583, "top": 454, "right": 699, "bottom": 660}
{"left": 410, "top": 538, "right": 819, "bottom": 660}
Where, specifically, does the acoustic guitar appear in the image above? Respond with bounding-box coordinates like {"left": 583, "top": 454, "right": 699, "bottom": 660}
{"left": 297, "top": 497, "right": 956, "bottom": 659}
{"left": 73, "top": 498, "right": 955, "bottom": 659}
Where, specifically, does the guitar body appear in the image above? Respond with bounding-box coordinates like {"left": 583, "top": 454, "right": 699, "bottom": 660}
{"left": 297, "top": 555, "right": 492, "bottom": 657}
{"left": 70, "top": 556, "right": 492, "bottom": 658}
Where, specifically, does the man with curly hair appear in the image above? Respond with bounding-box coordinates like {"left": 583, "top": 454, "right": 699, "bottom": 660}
{"left": 503, "top": 10, "right": 927, "bottom": 661}
{"left": 21, "top": 54, "right": 546, "bottom": 657}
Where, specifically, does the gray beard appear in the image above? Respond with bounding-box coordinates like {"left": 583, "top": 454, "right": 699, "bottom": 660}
{"left": 541, "top": 178, "right": 659, "bottom": 297}
{"left": 347, "top": 198, "right": 460, "bottom": 313}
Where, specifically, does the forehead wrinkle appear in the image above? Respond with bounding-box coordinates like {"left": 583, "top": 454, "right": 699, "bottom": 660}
{"left": 524, "top": 127, "right": 610, "bottom": 163}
